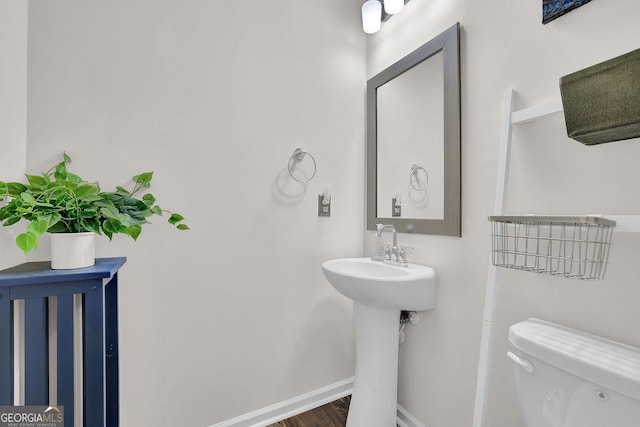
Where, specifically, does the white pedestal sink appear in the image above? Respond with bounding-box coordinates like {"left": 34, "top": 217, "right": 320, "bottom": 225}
{"left": 322, "top": 257, "right": 438, "bottom": 427}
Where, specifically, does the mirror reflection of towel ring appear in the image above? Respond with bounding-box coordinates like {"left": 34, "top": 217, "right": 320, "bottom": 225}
{"left": 288, "top": 148, "right": 317, "bottom": 183}
{"left": 410, "top": 164, "right": 429, "bottom": 191}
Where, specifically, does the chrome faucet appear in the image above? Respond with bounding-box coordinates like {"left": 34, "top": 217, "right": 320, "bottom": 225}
{"left": 372, "top": 224, "right": 408, "bottom": 266}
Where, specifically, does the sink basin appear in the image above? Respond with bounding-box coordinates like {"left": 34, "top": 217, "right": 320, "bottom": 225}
{"left": 321, "top": 257, "right": 437, "bottom": 311}
{"left": 321, "top": 257, "right": 438, "bottom": 427}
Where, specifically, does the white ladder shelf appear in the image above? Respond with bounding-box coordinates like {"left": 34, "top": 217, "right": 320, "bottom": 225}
{"left": 472, "top": 88, "right": 640, "bottom": 427}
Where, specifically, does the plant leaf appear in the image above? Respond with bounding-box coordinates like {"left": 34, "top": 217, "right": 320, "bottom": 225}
{"left": 7, "top": 182, "right": 27, "bottom": 196}
{"left": 0, "top": 205, "right": 11, "bottom": 221}
{"left": 100, "top": 205, "right": 119, "bottom": 219}
{"left": 65, "top": 200, "right": 77, "bottom": 212}
{"left": 176, "top": 224, "right": 190, "bottom": 231}
{"left": 117, "top": 213, "right": 132, "bottom": 227}
{"left": 47, "top": 222, "right": 68, "bottom": 233}
{"left": 28, "top": 219, "right": 49, "bottom": 236}
{"left": 102, "top": 226, "right": 113, "bottom": 240}
{"left": 26, "top": 174, "right": 46, "bottom": 187}
{"left": 126, "top": 224, "right": 142, "bottom": 240}
{"left": 168, "top": 213, "right": 184, "bottom": 224}
{"left": 3, "top": 215, "right": 22, "bottom": 227}
{"left": 54, "top": 162, "right": 67, "bottom": 181}
{"left": 80, "top": 205, "right": 98, "bottom": 217}
{"left": 112, "top": 197, "right": 149, "bottom": 221}
{"left": 20, "top": 192, "right": 36, "bottom": 205}
{"left": 83, "top": 218, "right": 101, "bottom": 235}
{"left": 116, "top": 186, "right": 131, "bottom": 196}
{"left": 41, "top": 213, "right": 62, "bottom": 228}
{"left": 75, "top": 184, "right": 99, "bottom": 198}
{"left": 81, "top": 194, "right": 103, "bottom": 202}
{"left": 103, "top": 218, "right": 124, "bottom": 235}
{"left": 66, "top": 172, "right": 83, "bottom": 184}
{"left": 132, "top": 172, "right": 153, "bottom": 188}
{"left": 142, "top": 193, "right": 156, "bottom": 206}
{"left": 16, "top": 232, "right": 38, "bottom": 253}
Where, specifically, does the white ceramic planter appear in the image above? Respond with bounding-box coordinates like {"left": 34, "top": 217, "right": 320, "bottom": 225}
{"left": 49, "top": 232, "right": 96, "bottom": 269}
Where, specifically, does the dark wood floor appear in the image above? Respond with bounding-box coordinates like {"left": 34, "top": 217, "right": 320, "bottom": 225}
{"left": 268, "top": 396, "right": 351, "bottom": 427}
{"left": 268, "top": 395, "right": 400, "bottom": 427}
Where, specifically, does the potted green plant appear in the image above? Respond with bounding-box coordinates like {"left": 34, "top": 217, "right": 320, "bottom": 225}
{"left": 0, "top": 153, "right": 188, "bottom": 269}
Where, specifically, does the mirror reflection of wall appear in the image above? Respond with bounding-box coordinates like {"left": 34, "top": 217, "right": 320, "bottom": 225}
{"left": 376, "top": 51, "right": 444, "bottom": 220}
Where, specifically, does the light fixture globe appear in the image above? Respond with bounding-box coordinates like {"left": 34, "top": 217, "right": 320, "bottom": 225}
{"left": 384, "top": 0, "right": 404, "bottom": 14}
{"left": 361, "top": 0, "right": 382, "bottom": 34}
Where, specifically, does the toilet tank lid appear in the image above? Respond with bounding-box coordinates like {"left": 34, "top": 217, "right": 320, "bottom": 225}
{"left": 509, "top": 318, "right": 640, "bottom": 402}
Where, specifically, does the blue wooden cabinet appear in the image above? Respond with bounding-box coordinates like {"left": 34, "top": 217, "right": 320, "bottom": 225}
{"left": 0, "top": 257, "right": 126, "bottom": 427}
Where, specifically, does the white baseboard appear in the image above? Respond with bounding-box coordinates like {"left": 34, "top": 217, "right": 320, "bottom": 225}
{"left": 209, "top": 378, "right": 354, "bottom": 427}
{"left": 209, "top": 377, "right": 427, "bottom": 427}
{"left": 397, "top": 403, "right": 428, "bottom": 427}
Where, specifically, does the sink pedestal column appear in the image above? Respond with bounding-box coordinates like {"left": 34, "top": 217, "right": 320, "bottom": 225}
{"left": 347, "top": 302, "right": 400, "bottom": 427}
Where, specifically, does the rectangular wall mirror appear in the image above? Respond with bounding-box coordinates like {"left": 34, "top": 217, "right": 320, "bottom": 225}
{"left": 367, "top": 22, "right": 461, "bottom": 235}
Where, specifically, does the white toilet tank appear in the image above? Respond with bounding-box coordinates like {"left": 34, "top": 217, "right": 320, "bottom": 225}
{"left": 508, "top": 318, "right": 640, "bottom": 427}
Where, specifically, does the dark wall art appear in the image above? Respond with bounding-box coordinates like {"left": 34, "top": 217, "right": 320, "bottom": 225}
{"left": 543, "top": 0, "right": 592, "bottom": 24}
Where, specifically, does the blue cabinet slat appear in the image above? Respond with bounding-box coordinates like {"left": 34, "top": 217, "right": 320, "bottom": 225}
{"left": 83, "top": 282, "right": 105, "bottom": 426}
{"left": 25, "top": 298, "right": 49, "bottom": 404}
{"left": 0, "top": 296, "right": 13, "bottom": 405}
{"left": 0, "top": 257, "right": 126, "bottom": 427}
{"left": 105, "top": 274, "right": 119, "bottom": 427}
{"left": 57, "top": 295, "right": 74, "bottom": 427}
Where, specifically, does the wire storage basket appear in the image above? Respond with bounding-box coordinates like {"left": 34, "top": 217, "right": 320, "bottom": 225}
{"left": 489, "top": 215, "right": 616, "bottom": 280}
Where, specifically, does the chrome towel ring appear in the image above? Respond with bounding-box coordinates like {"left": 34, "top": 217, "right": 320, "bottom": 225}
{"left": 410, "top": 164, "right": 429, "bottom": 191}
{"left": 288, "top": 148, "right": 317, "bottom": 183}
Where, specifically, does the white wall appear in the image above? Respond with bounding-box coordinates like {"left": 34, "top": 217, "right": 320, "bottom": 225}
{"left": 17, "top": 0, "right": 640, "bottom": 426}
{"left": 377, "top": 52, "right": 444, "bottom": 220}
{"left": 26, "top": 0, "right": 365, "bottom": 425}
{"left": 0, "top": 0, "right": 28, "bottom": 270}
{"left": 366, "top": 0, "right": 640, "bottom": 426}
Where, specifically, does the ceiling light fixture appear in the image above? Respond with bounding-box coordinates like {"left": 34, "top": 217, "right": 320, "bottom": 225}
{"left": 361, "top": 0, "right": 382, "bottom": 34}
{"left": 384, "top": 0, "right": 404, "bottom": 15}
{"left": 361, "top": 0, "right": 410, "bottom": 34}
